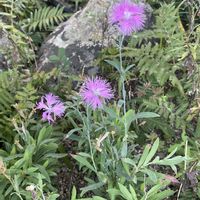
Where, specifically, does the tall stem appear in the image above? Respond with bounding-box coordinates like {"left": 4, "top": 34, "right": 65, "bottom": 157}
{"left": 86, "top": 106, "right": 97, "bottom": 172}
{"left": 119, "top": 35, "right": 128, "bottom": 140}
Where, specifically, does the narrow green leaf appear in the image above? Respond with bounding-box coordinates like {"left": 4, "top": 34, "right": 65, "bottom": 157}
{"left": 143, "top": 138, "right": 159, "bottom": 166}
{"left": 121, "top": 141, "right": 128, "bottom": 158}
{"left": 92, "top": 196, "right": 107, "bottom": 200}
{"left": 80, "top": 182, "right": 105, "bottom": 197}
{"left": 107, "top": 188, "right": 121, "bottom": 200}
{"left": 137, "top": 145, "right": 150, "bottom": 168}
{"left": 105, "top": 59, "right": 121, "bottom": 72}
{"left": 129, "top": 185, "right": 138, "bottom": 200}
{"left": 149, "top": 189, "right": 174, "bottom": 200}
{"left": 121, "top": 158, "right": 137, "bottom": 168}
{"left": 118, "top": 183, "right": 133, "bottom": 200}
{"left": 132, "top": 112, "right": 160, "bottom": 121}
{"left": 71, "top": 186, "right": 77, "bottom": 200}
{"left": 72, "top": 155, "right": 95, "bottom": 172}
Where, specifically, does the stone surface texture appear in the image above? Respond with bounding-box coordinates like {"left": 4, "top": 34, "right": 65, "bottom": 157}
{"left": 37, "top": 0, "right": 118, "bottom": 74}
{"left": 0, "top": 30, "right": 20, "bottom": 70}
{"left": 38, "top": 0, "right": 153, "bottom": 75}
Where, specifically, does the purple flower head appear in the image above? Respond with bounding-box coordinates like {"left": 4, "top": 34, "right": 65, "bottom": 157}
{"left": 80, "top": 77, "right": 114, "bottom": 110}
{"left": 36, "top": 93, "right": 65, "bottom": 123}
{"left": 109, "top": 0, "right": 146, "bottom": 36}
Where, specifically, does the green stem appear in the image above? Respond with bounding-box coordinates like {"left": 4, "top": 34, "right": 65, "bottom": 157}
{"left": 101, "top": 107, "right": 116, "bottom": 180}
{"left": 184, "top": 139, "right": 188, "bottom": 171}
{"left": 100, "top": 109, "right": 107, "bottom": 132}
{"left": 119, "top": 35, "right": 128, "bottom": 140}
{"left": 86, "top": 106, "right": 97, "bottom": 173}
{"left": 36, "top": 185, "right": 46, "bottom": 200}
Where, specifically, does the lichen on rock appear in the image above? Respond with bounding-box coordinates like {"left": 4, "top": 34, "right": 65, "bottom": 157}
{"left": 37, "top": 0, "right": 118, "bottom": 74}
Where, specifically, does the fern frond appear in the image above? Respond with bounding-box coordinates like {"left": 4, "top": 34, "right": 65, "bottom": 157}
{"left": 22, "top": 6, "right": 69, "bottom": 32}
{"left": 0, "top": 70, "right": 19, "bottom": 140}
{"left": 0, "top": 70, "right": 18, "bottom": 108}
{"left": 0, "top": 89, "right": 13, "bottom": 111}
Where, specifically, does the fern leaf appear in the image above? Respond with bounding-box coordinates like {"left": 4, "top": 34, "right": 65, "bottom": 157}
{"left": 23, "top": 6, "right": 68, "bottom": 32}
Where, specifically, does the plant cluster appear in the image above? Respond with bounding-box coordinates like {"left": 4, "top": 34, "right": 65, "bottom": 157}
{"left": 0, "top": 68, "right": 66, "bottom": 199}
{"left": 0, "top": 0, "right": 71, "bottom": 66}
{"left": 0, "top": 0, "right": 200, "bottom": 200}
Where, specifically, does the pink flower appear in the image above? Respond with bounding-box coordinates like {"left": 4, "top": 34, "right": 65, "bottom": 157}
{"left": 109, "top": 0, "right": 146, "bottom": 35}
{"left": 80, "top": 77, "right": 114, "bottom": 109}
{"left": 36, "top": 93, "right": 65, "bottom": 123}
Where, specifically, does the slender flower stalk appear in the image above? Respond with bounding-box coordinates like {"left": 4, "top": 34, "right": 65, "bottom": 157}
{"left": 109, "top": 0, "right": 146, "bottom": 140}
{"left": 80, "top": 78, "right": 113, "bottom": 171}
{"left": 86, "top": 106, "right": 97, "bottom": 172}
{"left": 118, "top": 35, "right": 128, "bottom": 139}
{"left": 119, "top": 35, "right": 125, "bottom": 114}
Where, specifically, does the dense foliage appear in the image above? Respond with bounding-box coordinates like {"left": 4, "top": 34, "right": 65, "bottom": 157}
{"left": 0, "top": 0, "right": 200, "bottom": 199}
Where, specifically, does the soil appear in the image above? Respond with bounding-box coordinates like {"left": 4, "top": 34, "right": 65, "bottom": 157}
{"left": 56, "top": 164, "right": 86, "bottom": 200}
{"left": 55, "top": 136, "right": 88, "bottom": 200}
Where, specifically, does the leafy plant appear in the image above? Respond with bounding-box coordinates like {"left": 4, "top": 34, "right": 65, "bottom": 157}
{"left": 65, "top": 1, "right": 200, "bottom": 199}
{"left": 21, "top": 6, "right": 69, "bottom": 32}
{"left": 0, "top": 0, "right": 69, "bottom": 65}
{"left": 0, "top": 126, "right": 62, "bottom": 199}
{"left": 0, "top": 67, "right": 68, "bottom": 199}
{"left": 65, "top": 96, "right": 184, "bottom": 199}
{"left": 95, "top": 1, "right": 200, "bottom": 199}
{"left": 71, "top": 183, "right": 175, "bottom": 200}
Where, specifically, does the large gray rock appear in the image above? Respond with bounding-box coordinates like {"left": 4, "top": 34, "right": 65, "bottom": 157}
{"left": 0, "top": 30, "right": 20, "bottom": 70}
{"left": 37, "top": 0, "right": 118, "bottom": 74}
{"left": 37, "top": 0, "right": 153, "bottom": 75}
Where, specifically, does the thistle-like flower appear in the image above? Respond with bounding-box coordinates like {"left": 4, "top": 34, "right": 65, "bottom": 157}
{"left": 36, "top": 93, "right": 65, "bottom": 123}
{"left": 109, "top": 0, "right": 146, "bottom": 35}
{"left": 80, "top": 77, "right": 114, "bottom": 109}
